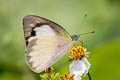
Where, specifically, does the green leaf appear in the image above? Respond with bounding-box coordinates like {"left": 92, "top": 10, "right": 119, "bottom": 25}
{"left": 88, "top": 39, "right": 120, "bottom": 80}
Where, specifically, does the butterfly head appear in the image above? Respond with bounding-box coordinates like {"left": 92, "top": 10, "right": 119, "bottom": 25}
{"left": 71, "top": 35, "right": 80, "bottom": 41}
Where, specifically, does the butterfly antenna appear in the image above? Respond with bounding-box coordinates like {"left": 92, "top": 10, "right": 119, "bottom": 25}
{"left": 78, "top": 13, "right": 95, "bottom": 36}
{"left": 80, "top": 13, "right": 87, "bottom": 27}
{"left": 78, "top": 30, "right": 95, "bottom": 36}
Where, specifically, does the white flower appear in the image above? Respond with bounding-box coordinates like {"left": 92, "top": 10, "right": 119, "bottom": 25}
{"left": 69, "top": 58, "right": 91, "bottom": 80}
{"left": 74, "top": 75, "right": 82, "bottom": 80}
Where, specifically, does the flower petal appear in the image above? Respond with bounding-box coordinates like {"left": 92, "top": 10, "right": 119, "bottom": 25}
{"left": 69, "top": 58, "right": 91, "bottom": 79}
{"left": 74, "top": 75, "right": 82, "bottom": 80}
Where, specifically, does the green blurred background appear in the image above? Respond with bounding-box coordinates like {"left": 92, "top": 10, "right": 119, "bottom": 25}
{"left": 0, "top": 0, "right": 120, "bottom": 80}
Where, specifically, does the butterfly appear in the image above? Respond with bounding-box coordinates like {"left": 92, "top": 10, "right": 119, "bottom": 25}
{"left": 23, "top": 15, "right": 84, "bottom": 73}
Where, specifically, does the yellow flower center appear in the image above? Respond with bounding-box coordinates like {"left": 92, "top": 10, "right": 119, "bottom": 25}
{"left": 45, "top": 67, "right": 54, "bottom": 73}
{"left": 70, "top": 45, "right": 86, "bottom": 60}
{"left": 60, "top": 73, "right": 74, "bottom": 80}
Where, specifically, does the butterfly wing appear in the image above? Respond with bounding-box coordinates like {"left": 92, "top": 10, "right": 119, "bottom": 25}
{"left": 23, "top": 15, "right": 72, "bottom": 73}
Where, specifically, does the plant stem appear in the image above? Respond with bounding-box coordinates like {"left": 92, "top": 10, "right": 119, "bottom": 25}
{"left": 88, "top": 72, "right": 92, "bottom": 80}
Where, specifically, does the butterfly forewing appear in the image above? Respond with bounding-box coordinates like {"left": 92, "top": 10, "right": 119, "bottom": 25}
{"left": 23, "top": 15, "right": 72, "bottom": 45}
{"left": 23, "top": 15, "right": 72, "bottom": 73}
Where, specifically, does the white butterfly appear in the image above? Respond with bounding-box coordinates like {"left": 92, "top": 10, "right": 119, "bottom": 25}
{"left": 23, "top": 15, "right": 78, "bottom": 73}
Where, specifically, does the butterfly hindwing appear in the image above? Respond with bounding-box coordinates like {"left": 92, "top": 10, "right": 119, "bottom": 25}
{"left": 23, "top": 15, "right": 72, "bottom": 73}
{"left": 26, "top": 35, "right": 71, "bottom": 72}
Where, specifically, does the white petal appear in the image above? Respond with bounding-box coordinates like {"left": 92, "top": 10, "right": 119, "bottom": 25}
{"left": 74, "top": 75, "right": 82, "bottom": 80}
{"left": 86, "top": 55, "right": 90, "bottom": 58}
{"left": 82, "top": 58, "right": 91, "bottom": 75}
{"left": 69, "top": 58, "right": 91, "bottom": 79}
{"left": 84, "top": 48, "right": 87, "bottom": 52}
{"left": 86, "top": 52, "right": 91, "bottom": 54}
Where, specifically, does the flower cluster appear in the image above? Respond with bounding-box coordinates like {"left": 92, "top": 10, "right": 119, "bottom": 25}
{"left": 45, "top": 67, "right": 54, "bottom": 73}
{"left": 69, "top": 43, "right": 91, "bottom": 80}
{"left": 70, "top": 45, "right": 86, "bottom": 60}
{"left": 60, "top": 73, "right": 74, "bottom": 80}
{"left": 40, "top": 67, "right": 59, "bottom": 80}
{"left": 41, "top": 67, "right": 74, "bottom": 80}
